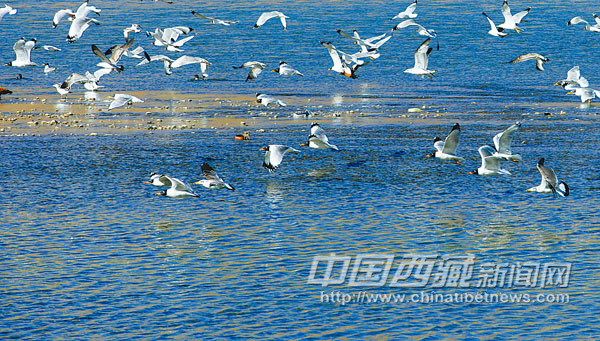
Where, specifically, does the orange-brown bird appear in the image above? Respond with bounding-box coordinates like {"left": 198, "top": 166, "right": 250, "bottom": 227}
{"left": 0, "top": 86, "right": 12, "bottom": 99}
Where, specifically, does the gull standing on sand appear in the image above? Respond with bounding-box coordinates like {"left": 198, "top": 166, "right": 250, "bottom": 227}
{"left": 261, "top": 145, "right": 299, "bottom": 171}
{"left": 555, "top": 66, "right": 589, "bottom": 89}
{"left": 391, "top": 0, "right": 417, "bottom": 20}
{"left": 272, "top": 61, "right": 303, "bottom": 76}
{"left": 404, "top": 38, "right": 436, "bottom": 78}
{"left": 0, "top": 4, "right": 17, "bottom": 22}
{"left": 426, "top": 123, "right": 464, "bottom": 162}
{"left": 483, "top": 12, "right": 508, "bottom": 37}
{"left": 300, "top": 122, "right": 339, "bottom": 150}
{"left": 527, "top": 158, "right": 569, "bottom": 196}
{"left": 468, "top": 145, "right": 511, "bottom": 175}
{"left": 6, "top": 38, "right": 37, "bottom": 67}
{"left": 191, "top": 11, "right": 238, "bottom": 25}
{"left": 194, "top": 163, "right": 235, "bottom": 190}
{"left": 233, "top": 61, "right": 266, "bottom": 81}
{"left": 509, "top": 53, "right": 549, "bottom": 71}
{"left": 253, "top": 11, "right": 289, "bottom": 30}
{"left": 155, "top": 175, "right": 199, "bottom": 198}
{"left": 567, "top": 15, "right": 600, "bottom": 32}
{"left": 256, "top": 93, "right": 286, "bottom": 106}
{"left": 109, "top": 94, "right": 144, "bottom": 110}
{"left": 492, "top": 122, "right": 522, "bottom": 161}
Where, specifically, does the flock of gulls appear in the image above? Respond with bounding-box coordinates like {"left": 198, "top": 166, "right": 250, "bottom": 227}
{"left": 144, "top": 120, "right": 569, "bottom": 198}
{"left": 0, "top": 0, "right": 587, "bottom": 199}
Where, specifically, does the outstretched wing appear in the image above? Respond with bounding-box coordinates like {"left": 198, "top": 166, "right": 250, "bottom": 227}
{"left": 202, "top": 162, "right": 220, "bottom": 180}
{"left": 441, "top": 123, "right": 460, "bottom": 155}
{"left": 493, "top": 122, "right": 520, "bottom": 154}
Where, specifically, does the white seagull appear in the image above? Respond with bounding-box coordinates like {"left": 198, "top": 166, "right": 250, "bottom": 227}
{"left": 109, "top": 94, "right": 144, "bottom": 110}
{"left": 391, "top": 0, "right": 417, "bottom": 20}
{"left": 426, "top": 123, "right": 464, "bottom": 162}
{"left": 568, "top": 15, "right": 600, "bottom": 32}
{"left": 0, "top": 4, "right": 17, "bottom": 22}
{"left": 392, "top": 19, "right": 437, "bottom": 38}
{"left": 165, "top": 55, "right": 210, "bottom": 75}
{"left": 320, "top": 41, "right": 355, "bottom": 78}
{"left": 191, "top": 11, "right": 238, "bottom": 25}
{"left": 300, "top": 122, "right": 339, "bottom": 150}
{"left": 469, "top": 145, "right": 511, "bottom": 175}
{"left": 91, "top": 38, "right": 135, "bottom": 73}
{"left": 144, "top": 173, "right": 172, "bottom": 186}
{"left": 123, "top": 24, "right": 141, "bottom": 41}
{"left": 233, "top": 61, "right": 266, "bottom": 81}
{"left": 52, "top": 9, "right": 75, "bottom": 28}
{"left": 492, "top": 122, "right": 522, "bottom": 162}
{"left": 43, "top": 63, "right": 56, "bottom": 73}
{"left": 566, "top": 87, "right": 600, "bottom": 103}
{"left": 67, "top": 16, "right": 100, "bottom": 43}
{"left": 555, "top": 66, "right": 589, "bottom": 89}
{"left": 527, "top": 158, "right": 569, "bottom": 196}
{"left": 256, "top": 93, "right": 286, "bottom": 106}
{"left": 260, "top": 145, "right": 299, "bottom": 172}
{"left": 404, "top": 38, "right": 436, "bottom": 78}
{"left": 498, "top": 0, "right": 528, "bottom": 33}
{"left": 272, "top": 61, "right": 303, "bottom": 76}
{"left": 194, "top": 162, "right": 235, "bottom": 190}
{"left": 482, "top": 12, "right": 509, "bottom": 37}
{"left": 509, "top": 53, "right": 550, "bottom": 71}
{"left": 253, "top": 11, "right": 289, "bottom": 30}
{"left": 6, "top": 38, "right": 37, "bottom": 67}
{"left": 155, "top": 175, "right": 199, "bottom": 198}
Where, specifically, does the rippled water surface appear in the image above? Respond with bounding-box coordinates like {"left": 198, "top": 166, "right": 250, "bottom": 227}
{"left": 1, "top": 0, "right": 600, "bottom": 339}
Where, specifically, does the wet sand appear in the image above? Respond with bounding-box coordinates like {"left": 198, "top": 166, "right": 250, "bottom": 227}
{"left": 0, "top": 90, "right": 587, "bottom": 137}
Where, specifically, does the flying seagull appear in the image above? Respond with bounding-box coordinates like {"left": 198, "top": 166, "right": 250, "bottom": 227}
{"left": 426, "top": 123, "right": 464, "bottom": 162}
{"left": 254, "top": 11, "right": 289, "bottom": 30}
{"left": 482, "top": 12, "right": 508, "bottom": 37}
{"left": 492, "top": 122, "right": 522, "bottom": 162}
{"left": 191, "top": 11, "right": 238, "bottom": 25}
{"left": 260, "top": 145, "right": 299, "bottom": 172}
{"left": 6, "top": 38, "right": 37, "bottom": 67}
{"left": 272, "top": 61, "right": 303, "bottom": 76}
{"left": 404, "top": 38, "right": 436, "bottom": 78}
{"left": 155, "top": 175, "right": 199, "bottom": 198}
{"left": 391, "top": 0, "right": 417, "bottom": 20}
{"left": 300, "top": 122, "right": 339, "bottom": 150}
{"left": 509, "top": 53, "right": 549, "bottom": 71}
{"left": 567, "top": 15, "right": 600, "bottom": 32}
{"left": 233, "top": 61, "right": 266, "bottom": 81}
{"left": 527, "top": 158, "right": 569, "bottom": 197}
{"left": 194, "top": 162, "right": 235, "bottom": 190}
{"left": 0, "top": 5, "right": 17, "bottom": 22}
{"left": 555, "top": 66, "right": 589, "bottom": 89}
{"left": 109, "top": 93, "right": 144, "bottom": 110}
{"left": 468, "top": 145, "right": 511, "bottom": 175}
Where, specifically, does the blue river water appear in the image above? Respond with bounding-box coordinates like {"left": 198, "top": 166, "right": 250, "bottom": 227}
{"left": 1, "top": 0, "right": 600, "bottom": 339}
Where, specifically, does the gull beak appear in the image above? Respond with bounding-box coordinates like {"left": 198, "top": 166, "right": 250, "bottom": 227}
{"left": 553, "top": 82, "right": 560, "bottom": 86}
{"left": 425, "top": 153, "right": 433, "bottom": 158}
{"left": 144, "top": 181, "right": 151, "bottom": 184}
{"left": 193, "top": 181, "right": 201, "bottom": 185}
{"left": 566, "top": 91, "right": 574, "bottom": 95}
{"left": 515, "top": 28, "right": 521, "bottom": 33}
{"left": 526, "top": 188, "right": 533, "bottom": 192}
{"left": 154, "top": 192, "right": 162, "bottom": 195}
{"left": 467, "top": 171, "right": 475, "bottom": 175}
{"left": 300, "top": 142, "right": 308, "bottom": 146}
{"left": 259, "top": 147, "right": 268, "bottom": 151}
{"left": 271, "top": 70, "right": 277, "bottom": 72}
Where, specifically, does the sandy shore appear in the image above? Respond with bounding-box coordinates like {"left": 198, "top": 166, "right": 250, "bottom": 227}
{"left": 0, "top": 90, "right": 582, "bottom": 137}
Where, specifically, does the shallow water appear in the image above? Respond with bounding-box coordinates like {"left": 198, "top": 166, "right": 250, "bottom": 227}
{"left": 1, "top": 0, "right": 600, "bottom": 339}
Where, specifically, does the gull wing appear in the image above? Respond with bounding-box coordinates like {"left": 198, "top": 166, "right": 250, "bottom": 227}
{"left": 191, "top": 11, "right": 214, "bottom": 20}
{"left": 12, "top": 38, "right": 28, "bottom": 64}
{"left": 320, "top": 41, "right": 344, "bottom": 72}
{"left": 433, "top": 139, "right": 444, "bottom": 153}
{"left": 201, "top": 162, "right": 220, "bottom": 180}
{"left": 168, "top": 176, "right": 196, "bottom": 193}
{"left": 493, "top": 122, "right": 520, "bottom": 154}
{"left": 568, "top": 16, "right": 588, "bottom": 26}
{"left": 510, "top": 53, "right": 540, "bottom": 63}
{"left": 593, "top": 13, "right": 600, "bottom": 26}
{"left": 269, "top": 145, "right": 298, "bottom": 168}
{"left": 255, "top": 11, "right": 278, "bottom": 27}
{"left": 536, "top": 158, "right": 558, "bottom": 188}
{"left": 413, "top": 38, "right": 431, "bottom": 70}
{"left": 310, "top": 123, "right": 329, "bottom": 143}
{"left": 109, "top": 38, "right": 135, "bottom": 64}
{"left": 61, "top": 72, "right": 88, "bottom": 89}
{"left": 441, "top": 123, "right": 460, "bottom": 155}
{"left": 479, "top": 145, "right": 499, "bottom": 170}
{"left": 501, "top": 0, "right": 516, "bottom": 27}
{"left": 512, "top": 8, "right": 530, "bottom": 23}
{"left": 170, "top": 55, "right": 209, "bottom": 69}
{"left": 171, "top": 34, "right": 196, "bottom": 48}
